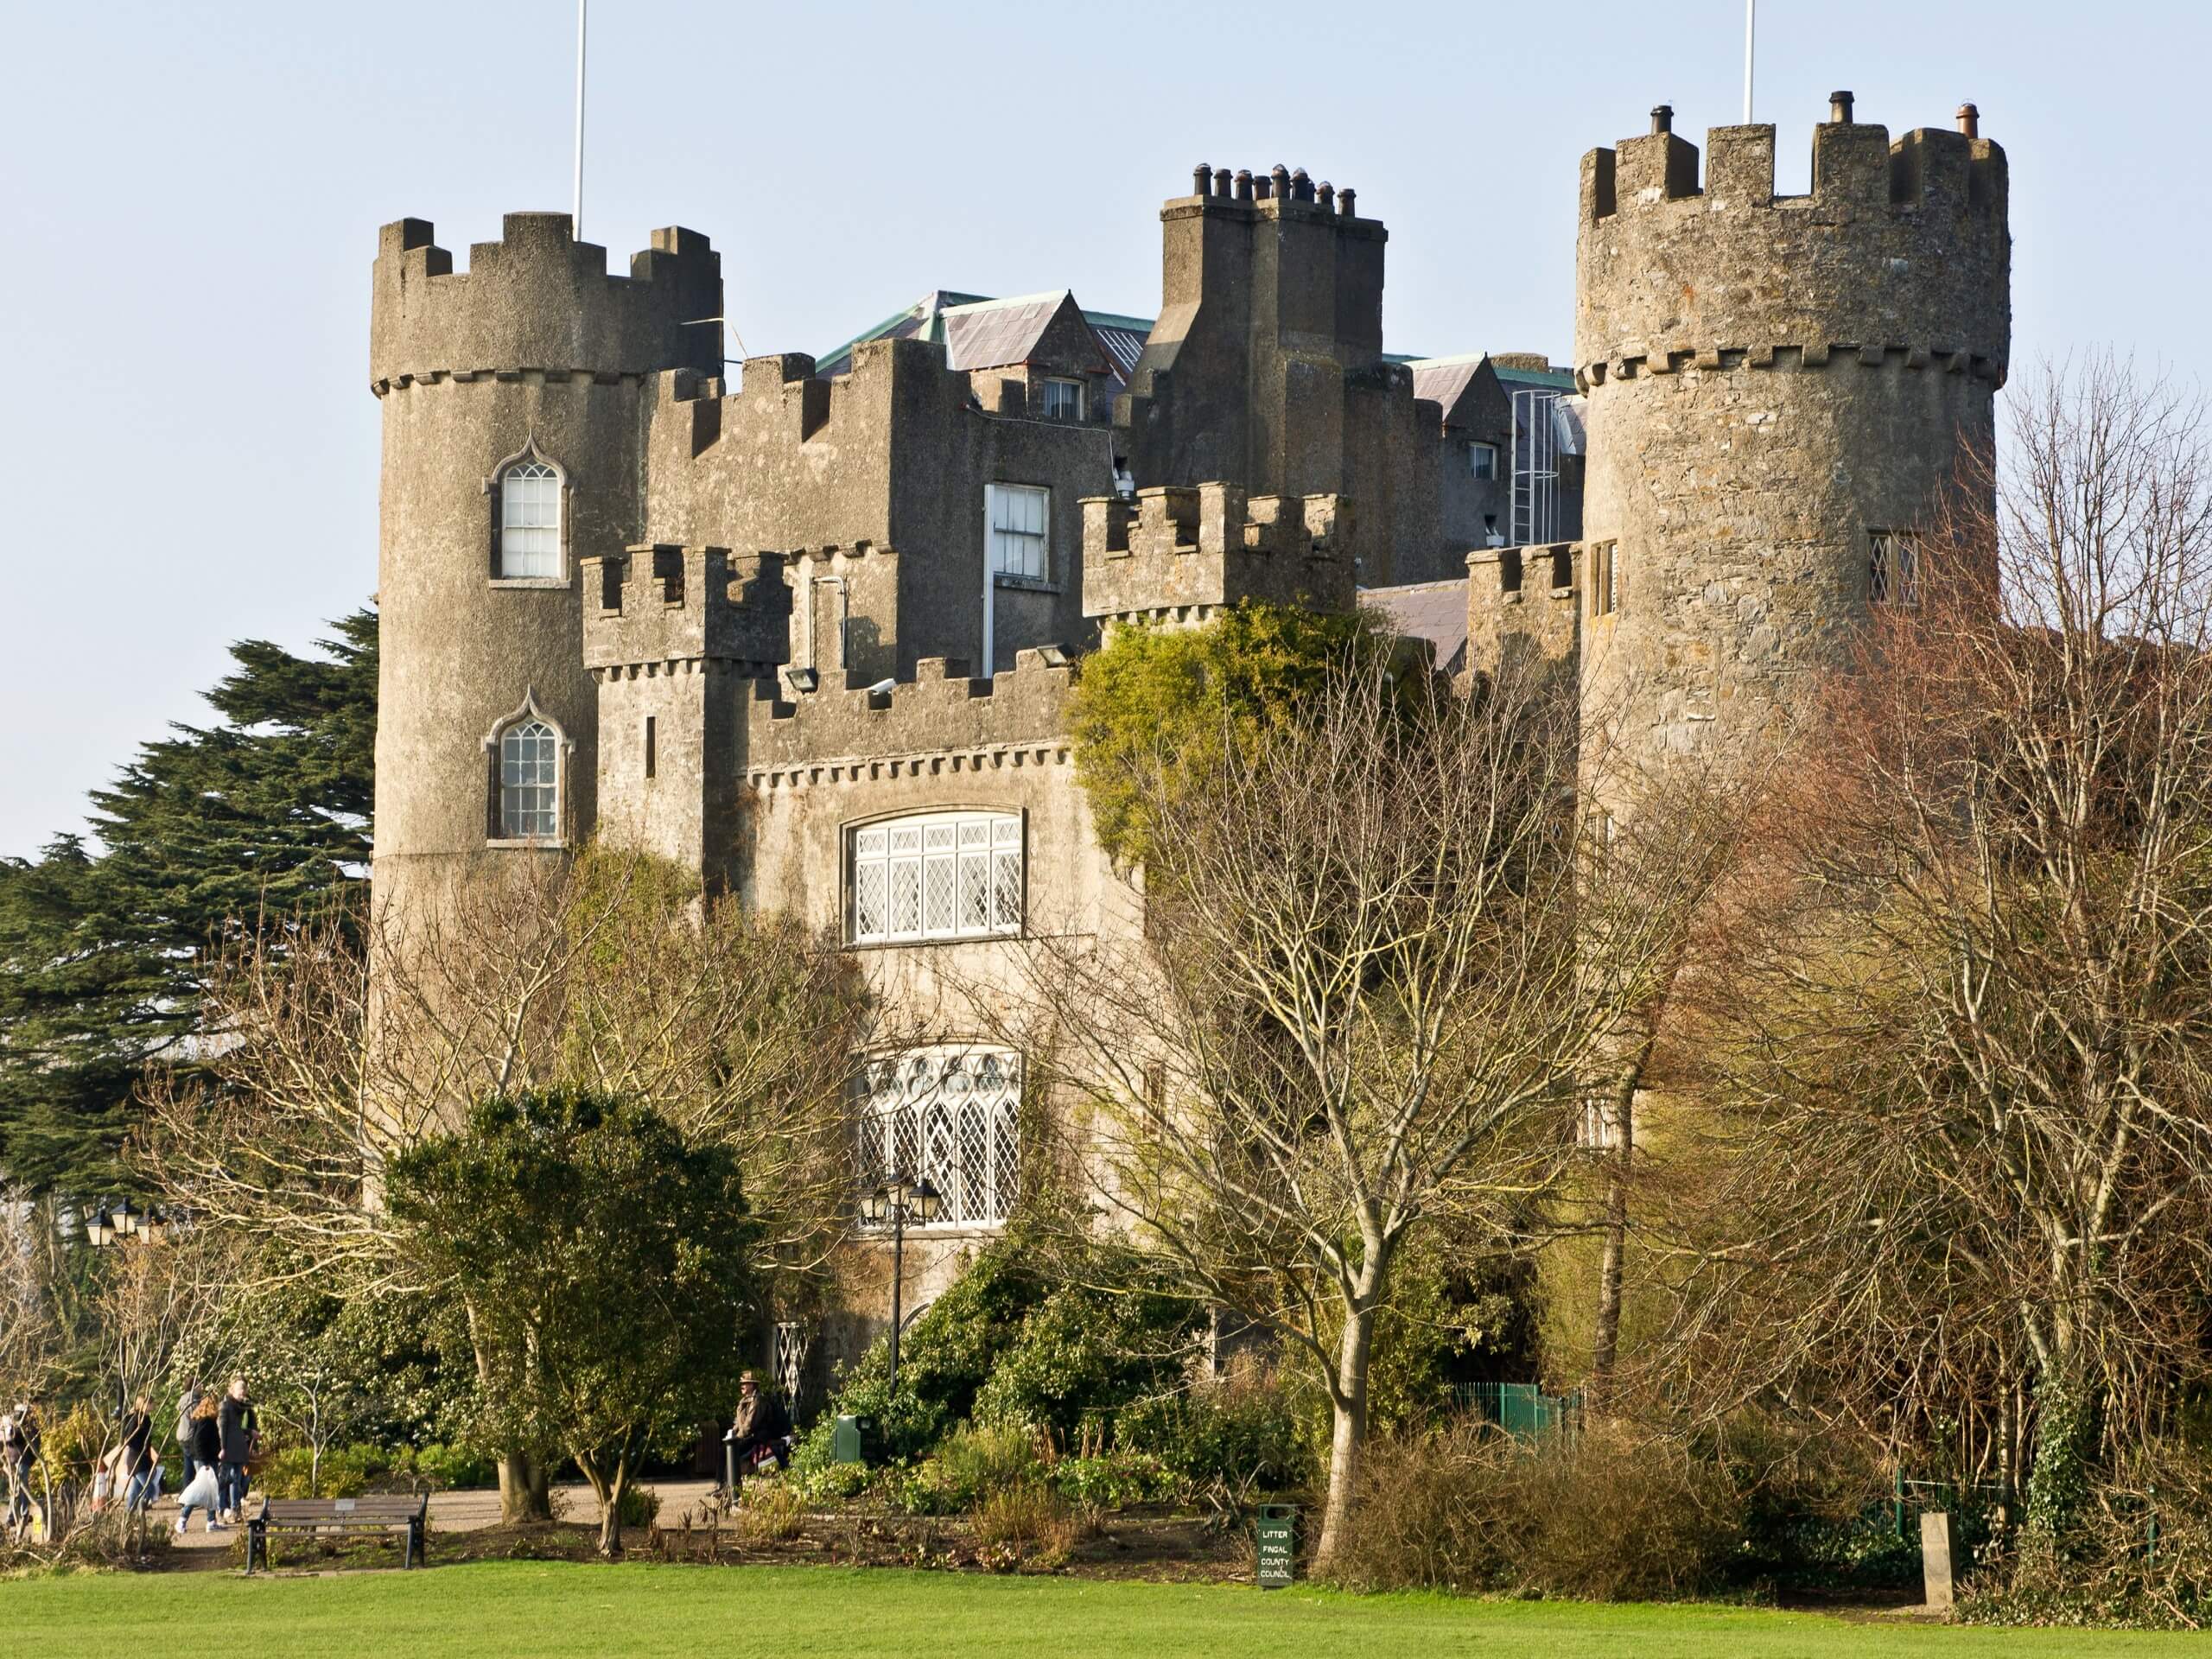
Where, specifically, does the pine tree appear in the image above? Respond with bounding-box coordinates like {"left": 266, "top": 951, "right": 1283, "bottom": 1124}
{"left": 0, "top": 609, "right": 375, "bottom": 1196}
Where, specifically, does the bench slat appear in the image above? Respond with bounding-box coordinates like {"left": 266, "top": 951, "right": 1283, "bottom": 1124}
{"left": 258, "top": 1496, "right": 425, "bottom": 1522}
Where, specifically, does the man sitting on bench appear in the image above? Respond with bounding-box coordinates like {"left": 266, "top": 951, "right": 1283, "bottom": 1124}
{"left": 722, "top": 1372, "right": 791, "bottom": 1498}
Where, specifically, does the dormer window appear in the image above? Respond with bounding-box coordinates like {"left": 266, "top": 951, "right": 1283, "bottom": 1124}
{"left": 493, "top": 448, "right": 564, "bottom": 580}
{"left": 1039, "top": 378, "right": 1085, "bottom": 422}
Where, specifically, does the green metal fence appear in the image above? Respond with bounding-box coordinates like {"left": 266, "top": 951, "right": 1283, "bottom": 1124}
{"left": 1452, "top": 1381, "right": 1584, "bottom": 1440}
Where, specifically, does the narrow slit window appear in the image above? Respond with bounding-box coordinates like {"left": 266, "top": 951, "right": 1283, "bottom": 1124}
{"left": 644, "top": 715, "right": 657, "bottom": 781}
{"left": 1871, "top": 531, "right": 1919, "bottom": 607}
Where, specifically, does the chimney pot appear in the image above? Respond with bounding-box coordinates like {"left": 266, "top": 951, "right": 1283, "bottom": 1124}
{"left": 1828, "top": 90, "right": 1855, "bottom": 124}
{"left": 1269, "top": 163, "right": 1290, "bottom": 200}
{"left": 1317, "top": 181, "right": 1335, "bottom": 208}
{"left": 1650, "top": 104, "right": 1673, "bottom": 135}
{"left": 1338, "top": 186, "right": 1357, "bottom": 217}
{"left": 1291, "top": 166, "right": 1313, "bottom": 202}
{"left": 1955, "top": 102, "right": 1980, "bottom": 138}
{"left": 1193, "top": 162, "right": 1212, "bottom": 196}
{"left": 1214, "top": 166, "right": 1233, "bottom": 198}
{"left": 1234, "top": 168, "right": 1254, "bottom": 202}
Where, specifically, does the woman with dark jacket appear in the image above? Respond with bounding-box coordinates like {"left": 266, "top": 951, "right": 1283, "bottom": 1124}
{"left": 175, "top": 1400, "right": 225, "bottom": 1535}
{"left": 119, "top": 1395, "right": 158, "bottom": 1510}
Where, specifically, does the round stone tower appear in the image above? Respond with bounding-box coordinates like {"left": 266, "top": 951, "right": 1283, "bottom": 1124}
{"left": 368, "top": 213, "right": 721, "bottom": 929}
{"left": 1572, "top": 93, "right": 2009, "bottom": 796}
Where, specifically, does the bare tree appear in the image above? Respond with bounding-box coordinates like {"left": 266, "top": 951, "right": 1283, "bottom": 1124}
{"left": 1008, "top": 651, "right": 1729, "bottom": 1569}
{"left": 141, "top": 845, "right": 874, "bottom": 1523}
{"left": 1670, "top": 359, "right": 2212, "bottom": 1553}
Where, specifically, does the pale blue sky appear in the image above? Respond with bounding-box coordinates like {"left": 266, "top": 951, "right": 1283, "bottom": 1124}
{"left": 0, "top": 1, "right": 2203, "bottom": 855}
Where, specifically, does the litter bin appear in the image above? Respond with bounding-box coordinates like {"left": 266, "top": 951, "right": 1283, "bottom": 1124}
{"left": 831, "top": 1414, "right": 868, "bottom": 1465}
{"left": 1255, "top": 1503, "right": 1297, "bottom": 1588}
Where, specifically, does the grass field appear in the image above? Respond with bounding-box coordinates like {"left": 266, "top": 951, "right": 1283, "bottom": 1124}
{"left": 2, "top": 1564, "right": 2197, "bottom": 1659}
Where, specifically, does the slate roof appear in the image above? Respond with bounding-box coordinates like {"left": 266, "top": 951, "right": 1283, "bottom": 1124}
{"left": 817, "top": 290, "right": 1150, "bottom": 380}
{"left": 1362, "top": 577, "right": 1470, "bottom": 677}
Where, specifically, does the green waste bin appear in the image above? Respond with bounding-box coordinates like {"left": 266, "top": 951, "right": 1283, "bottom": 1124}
{"left": 1255, "top": 1504, "right": 1297, "bottom": 1588}
{"left": 831, "top": 1414, "right": 867, "bottom": 1465}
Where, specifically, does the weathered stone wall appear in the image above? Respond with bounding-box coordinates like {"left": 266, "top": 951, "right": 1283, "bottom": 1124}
{"left": 1573, "top": 101, "right": 2008, "bottom": 797}
{"left": 1081, "top": 484, "right": 1356, "bottom": 627}
{"left": 369, "top": 214, "right": 721, "bottom": 935}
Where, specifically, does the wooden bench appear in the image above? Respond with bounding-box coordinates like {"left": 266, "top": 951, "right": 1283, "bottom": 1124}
{"left": 245, "top": 1493, "right": 428, "bottom": 1573}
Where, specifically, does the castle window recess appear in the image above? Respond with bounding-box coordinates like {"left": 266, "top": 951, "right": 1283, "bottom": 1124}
{"left": 859, "top": 1046, "right": 1021, "bottom": 1228}
{"left": 499, "top": 718, "right": 560, "bottom": 838}
{"left": 499, "top": 461, "right": 563, "bottom": 579}
{"left": 988, "top": 483, "right": 1050, "bottom": 582}
{"left": 849, "top": 811, "right": 1024, "bottom": 945}
{"left": 1589, "top": 542, "right": 1619, "bottom": 617}
{"left": 1870, "top": 531, "right": 1920, "bottom": 608}
{"left": 1469, "top": 441, "right": 1499, "bottom": 480}
{"left": 1039, "top": 378, "right": 1084, "bottom": 422}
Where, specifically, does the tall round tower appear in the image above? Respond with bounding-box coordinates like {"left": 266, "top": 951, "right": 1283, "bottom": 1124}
{"left": 1573, "top": 94, "right": 2009, "bottom": 794}
{"left": 368, "top": 213, "right": 721, "bottom": 929}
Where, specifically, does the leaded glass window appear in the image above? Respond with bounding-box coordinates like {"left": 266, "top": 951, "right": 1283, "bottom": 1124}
{"left": 849, "top": 811, "right": 1022, "bottom": 944}
{"left": 858, "top": 1046, "right": 1021, "bottom": 1227}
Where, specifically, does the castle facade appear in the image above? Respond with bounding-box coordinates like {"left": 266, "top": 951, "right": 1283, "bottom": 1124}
{"left": 366, "top": 94, "right": 2010, "bottom": 1355}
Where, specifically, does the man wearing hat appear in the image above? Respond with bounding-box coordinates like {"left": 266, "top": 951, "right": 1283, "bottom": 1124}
{"left": 721, "top": 1370, "right": 791, "bottom": 1500}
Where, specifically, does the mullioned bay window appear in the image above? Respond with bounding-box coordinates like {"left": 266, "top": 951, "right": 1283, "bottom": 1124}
{"left": 849, "top": 810, "right": 1024, "bottom": 945}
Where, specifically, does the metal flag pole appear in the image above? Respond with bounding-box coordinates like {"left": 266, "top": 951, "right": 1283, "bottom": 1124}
{"left": 573, "top": 0, "right": 588, "bottom": 238}
{"left": 1744, "top": 0, "right": 1756, "bottom": 124}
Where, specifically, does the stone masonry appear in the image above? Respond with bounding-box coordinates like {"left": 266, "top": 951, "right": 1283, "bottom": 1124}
{"left": 367, "top": 94, "right": 2010, "bottom": 1355}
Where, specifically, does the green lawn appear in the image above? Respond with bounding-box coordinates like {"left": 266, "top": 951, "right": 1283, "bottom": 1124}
{"left": 2, "top": 1563, "right": 2194, "bottom": 1658}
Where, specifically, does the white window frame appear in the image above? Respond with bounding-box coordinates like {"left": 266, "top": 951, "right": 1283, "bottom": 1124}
{"left": 494, "top": 456, "right": 564, "bottom": 581}
{"left": 482, "top": 690, "right": 568, "bottom": 846}
{"left": 1469, "top": 440, "right": 1499, "bottom": 480}
{"left": 857, "top": 1046, "right": 1022, "bottom": 1229}
{"left": 849, "top": 810, "right": 1024, "bottom": 945}
{"left": 987, "top": 483, "right": 1050, "bottom": 582}
{"left": 1871, "top": 531, "right": 1919, "bottom": 608}
{"left": 1589, "top": 541, "right": 1618, "bottom": 618}
{"left": 498, "top": 719, "right": 560, "bottom": 839}
{"left": 1039, "top": 378, "right": 1085, "bottom": 422}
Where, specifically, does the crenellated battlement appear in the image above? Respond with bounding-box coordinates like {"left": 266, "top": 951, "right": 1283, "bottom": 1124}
{"left": 1081, "top": 484, "right": 1356, "bottom": 626}
{"left": 747, "top": 650, "right": 1076, "bottom": 782}
{"left": 371, "top": 213, "right": 722, "bottom": 393}
{"left": 1575, "top": 96, "right": 2011, "bottom": 391}
{"left": 581, "top": 543, "right": 789, "bottom": 677}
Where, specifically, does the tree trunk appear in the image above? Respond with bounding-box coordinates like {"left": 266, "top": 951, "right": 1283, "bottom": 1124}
{"left": 497, "top": 1449, "right": 553, "bottom": 1525}
{"left": 2023, "top": 1357, "right": 2101, "bottom": 1566}
{"left": 1588, "top": 1045, "right": 1643, "bottom": 1399}
{"left": 1311, "top": 1297, "right": 1380, "bottom": 1573}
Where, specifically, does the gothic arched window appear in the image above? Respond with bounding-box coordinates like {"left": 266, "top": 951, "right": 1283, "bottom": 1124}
{"left": 493, "top": 446, "right": 564, "bottom": 580}
{"left": 484, "top": 694, "right": 567, "bottom": 844}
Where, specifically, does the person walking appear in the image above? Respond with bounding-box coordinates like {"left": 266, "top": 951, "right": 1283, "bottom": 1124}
{"left": 174, "top": 1380, "right": 201, "bottom": 1488}
{"left": 3, "top": 1401, "right": 43, "bottom": 1538}
{"left": 216, "top": 1375, "right": 258, "bottom": 1525}
{"left": 120, "top": 1394, "right": 159, "bottom": 1512}
{"left": 175, "top": 1399, "right": 224, "bottom": 1535}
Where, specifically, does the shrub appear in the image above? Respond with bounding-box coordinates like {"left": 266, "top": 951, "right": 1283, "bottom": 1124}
{"left": 972, "top": 1484, "right": 1082, "bottom": 1571}
{"left": 252, "top": 1442, "right": 395, "bottom": 1499}
{"left": 735, "top": 1478, "right": 806, "bottom": 1545}
{"left": 403, "top": 1441, "right": 497, "bottom": 1491}
{"left": 1117, "top": 1377, "right": 1308, "bottom": 1493}
{"left": 1332, "top": 1420, "right": 1745, "bottom": 1599}
{"left": 615, "top": 1484, "right": 660, "bottom": 1529}
{"left": 969, "top": 1272, "right": 1204, "bottom": 1443}
{"left": 893, "top": 1426, "right": 1048, "bottom": 1516}
{"left": 1049, "top": 1452, "right": 1175, "bottom": 1511}
{"left": 1962, "top": 1444, "right": 2212, "bottom": 1629}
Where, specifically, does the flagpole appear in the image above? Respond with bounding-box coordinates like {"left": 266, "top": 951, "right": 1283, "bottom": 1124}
{"left": 573, "top": 0, "right": 588, "bottom": 238}
{"left": 1743, "top": 0, "right": 1756, "bottom": 124}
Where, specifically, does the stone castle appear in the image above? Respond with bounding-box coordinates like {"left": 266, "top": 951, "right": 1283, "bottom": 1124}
{"left": 366, "top": 92, "right": 2010, "bottom": 1348}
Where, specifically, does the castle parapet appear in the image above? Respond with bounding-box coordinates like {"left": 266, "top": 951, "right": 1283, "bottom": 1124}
{"left": 371, "top": 213, "right": 722, "bottom": 393}
{"left": 582, "top": 544, "right": 788, "bottom": 676}
{"left": 749, "top": 651, "right": 1076, "bottom": 780}
{"left": 1082, "top": 484, "right": 1356, "bottom": 626}
{"left": 1465, "top": 543, "right": 1582, "bottom": 677}
{"left": 1575, "top": 99, "right": 2010, "bottom": 390}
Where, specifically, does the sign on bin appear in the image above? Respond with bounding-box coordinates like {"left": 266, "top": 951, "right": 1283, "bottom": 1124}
{"left": 1255, "top": 1503, "right": 1297, "bottom": 1588}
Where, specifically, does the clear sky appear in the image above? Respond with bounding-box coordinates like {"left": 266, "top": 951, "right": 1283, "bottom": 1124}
{"left": 0, "top": 0, "right": 2203, "bottom": 857}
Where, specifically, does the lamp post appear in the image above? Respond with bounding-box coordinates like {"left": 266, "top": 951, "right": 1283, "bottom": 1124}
{"left": 861, "top": 1173, "right": 942, "bottom": 1395}
{"left": 86, "top": 1203, "right": 168, "bottom": 1417}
